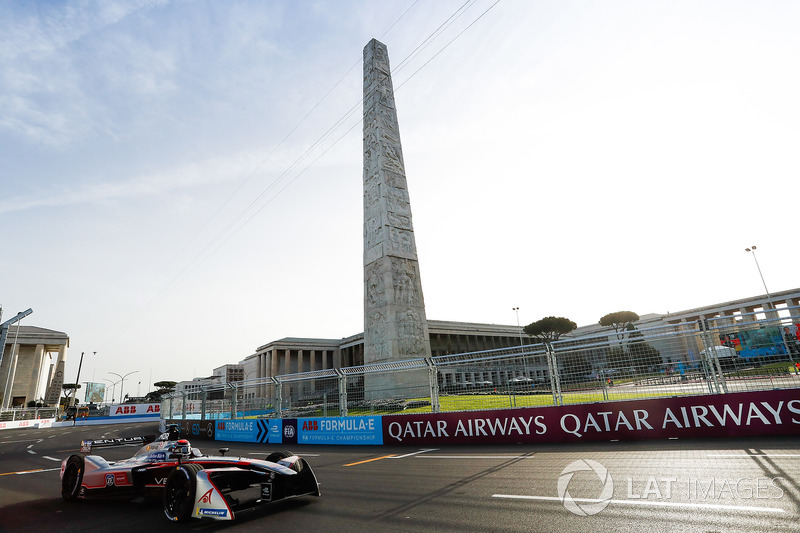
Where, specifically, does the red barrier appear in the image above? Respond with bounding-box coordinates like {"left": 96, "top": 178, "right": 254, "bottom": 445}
{"left": 382, "top": 389, "right": 800, "bottom": 445}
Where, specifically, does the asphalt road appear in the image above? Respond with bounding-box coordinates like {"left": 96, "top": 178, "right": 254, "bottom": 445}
{"left": 1, "top": 421, "right": 798, "bottom": 532}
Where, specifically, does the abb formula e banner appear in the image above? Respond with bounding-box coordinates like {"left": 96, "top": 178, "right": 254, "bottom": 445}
{"left": 382, "top": 389, "right": 800, "bottom": 445}
{"left": 297, "top": 416, "right": 383, "bottom": 445}
{"left": 214, "top": 419, "right": 287, "bottom": 444}
{"left": 110, "top": 403, "right": 161, "bottom": 417}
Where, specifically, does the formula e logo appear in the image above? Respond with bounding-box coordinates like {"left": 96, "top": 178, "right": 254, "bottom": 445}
{"left": 197, "top": 489, "right": 213, "bottom": 504}
{"left": 283, "top": 425, "right": 295, "bottom": 438}
{"left": 191, "top": 423, "right": 200, "bottom": 435}
{"left": 105, "top": 474, "right": 115, "bottom": 487}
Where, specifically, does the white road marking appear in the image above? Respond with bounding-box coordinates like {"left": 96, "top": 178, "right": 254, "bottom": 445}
{"left": 390, "top": 448, "right": 438, "bottom": 459}
{"left": 43, "top": 456, "right": 62, "bottom": 462}
{"left": 492, "top": 494, "right": 785, "bottom": 513}
{"left": 247, "top": 453, "right": 321, "bottom": 457}
{"left": 419, "top": 455, "right": 536, "bottom": 459}
{"left": 16, "top": 468, "right": 60, "bottom": 475}
{"left": 707, "top": 454, "right": 800, "bottom": 458}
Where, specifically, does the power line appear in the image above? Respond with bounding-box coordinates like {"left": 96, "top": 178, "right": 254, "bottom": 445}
{"left": 105, "top": 0, "right": 501, "bottom": 340}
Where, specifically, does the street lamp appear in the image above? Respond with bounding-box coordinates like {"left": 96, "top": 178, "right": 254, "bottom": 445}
{"left": 109, "top": 371, "right": 139, "bottom": 403}
{"left": 745, "top": 246, "right": 773, "bottom": 301}
{"left": 745, "top": 245, "right": 791, "bottom": 358}
{"left": 103, "top": 378, "right": 119, "bottom": 404}
{"left": 512, "top": 307, "right": 524, "bottom": 348}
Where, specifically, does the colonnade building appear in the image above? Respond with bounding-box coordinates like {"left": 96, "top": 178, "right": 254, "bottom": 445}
{"left": 0, "top": 325, "right": 69, "bottom": 408}
{"left": 236, "top": 288, "right": 800, "bottom": 400}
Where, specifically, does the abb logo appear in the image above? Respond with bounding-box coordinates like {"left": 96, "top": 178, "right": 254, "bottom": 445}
{"left": 111, "top": 403, "right": 160, "bottom": 416}
{"left": 302, "top": 420, "right": 319, "bottom": 431}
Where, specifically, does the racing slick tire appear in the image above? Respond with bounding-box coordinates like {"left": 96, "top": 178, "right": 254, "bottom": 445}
{"left": 266, "top": 450, "right": 303, "bottom": 472}
{"left": 265, "top": 450, "right": 293, "bottom": 463}
{"left": 163, "top": 463, "right": 204, "bottom": 522}
{"left": 61, "top": 455, "right": 85, "bottom": 501}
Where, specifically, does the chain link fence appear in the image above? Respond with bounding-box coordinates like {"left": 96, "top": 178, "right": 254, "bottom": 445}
{"left": 162, "top": 309, "right": 800, "bottom": 420}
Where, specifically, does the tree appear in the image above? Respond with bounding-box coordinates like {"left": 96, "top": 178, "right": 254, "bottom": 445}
{"left": 146, "top": 381, "right": 177, "bottom": 403}
{"left": 153, "top": 380, "right": 177, "bottom": 391}
{"left": 61, "top": 383, "right": 81, "bottom": 408}
{"left": 523, "top": 316, "right": 577, "bottom": 342}
{"left": 628, "top": 329, "right": 662, "bottom": 370}
{"left": 599, "top": 311, "right": 640, "bottom": 338}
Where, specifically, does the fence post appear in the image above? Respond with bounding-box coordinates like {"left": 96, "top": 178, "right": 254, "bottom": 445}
{"left": 230, "top": 383, "right": 238, "bottom": 419}
{"left": 272, "top": 377, "right": 282, "bottom": 418}
{"left": 335, "top": 369, "right": 347, "bottom": 417}
{"left": 699, "top": 322, "right": 726, "bottom": 394}
{"left": 426, "top": 358, "right": 440, "bottom": 413}
{"left": 181, "top": 392, "right": 187, "bottom": 420}
{"left": 545, "top": 342, "right": 562, "bottom": 406}
{"left": 201, "top": 390, "right": 207, "bottom": 420}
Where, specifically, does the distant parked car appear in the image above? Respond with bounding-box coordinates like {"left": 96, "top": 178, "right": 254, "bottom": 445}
{"left": 700, "top": 345, "right": 737, "bottom": 359}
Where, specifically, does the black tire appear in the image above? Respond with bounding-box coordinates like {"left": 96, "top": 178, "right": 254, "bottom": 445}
{"left": 266, "top": 450, "right": 303, "bottom": 472}
{"left": 61, "top": 455, "right": 85, "bottom": 501}
{"left": 163, "top": 463, "right": 204, "bottom": 522}
{"left": 265, "top": 450, "right": 294, "bottom": 463}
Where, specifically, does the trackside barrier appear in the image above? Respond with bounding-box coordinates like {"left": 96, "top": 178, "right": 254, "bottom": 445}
{"left": 169, "top": 389, "right": 800, "bottom": 446}
{"left": 0, "top": 418, "right": 55, "bottom": 430}
{"left": 161, "top": 311, "right": 800, "bottom": 421}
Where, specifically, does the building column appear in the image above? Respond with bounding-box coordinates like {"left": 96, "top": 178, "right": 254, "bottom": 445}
{"left": 29, "top": 344, "right": 45, "bottom": 402}
{"left": 270, "top": 349, "right": 278, "bottom": 378}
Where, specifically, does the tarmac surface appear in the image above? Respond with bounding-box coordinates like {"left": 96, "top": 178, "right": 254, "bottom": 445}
{"left": 0, "top": 421, "right": 798, "bottom": 532}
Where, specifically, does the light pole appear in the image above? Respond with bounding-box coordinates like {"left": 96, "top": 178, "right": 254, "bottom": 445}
{"left": 512, "top": 307, "right": 524, "bottom": 348}
{"left": 745, "top": 246, "right": 773, "bottom": 301}
{"left": 109, "top": 371, "right": 139, "bottom": 404}
{"left": 745, "top": 245, "right": 791, "bottom": 359}
{"left": 103, "top": 378, "right": 119, "bottom": 404}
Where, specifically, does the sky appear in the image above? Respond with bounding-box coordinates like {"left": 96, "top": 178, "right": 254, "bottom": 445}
{"left": 1, "top": 0, "right": 798, "bottom": 397}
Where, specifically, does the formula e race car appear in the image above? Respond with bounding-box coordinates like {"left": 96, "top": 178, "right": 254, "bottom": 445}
{"left": 60, "top": 425, "right": 320, "bottom": 522}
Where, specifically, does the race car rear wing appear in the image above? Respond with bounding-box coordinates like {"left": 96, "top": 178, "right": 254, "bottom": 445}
{"left": 80, "top": 436, "right": 149, "bottom": 454}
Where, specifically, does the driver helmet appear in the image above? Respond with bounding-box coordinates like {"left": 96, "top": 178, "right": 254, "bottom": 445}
{"left": 171, "top": 439, "right": 192, "bottom": 456}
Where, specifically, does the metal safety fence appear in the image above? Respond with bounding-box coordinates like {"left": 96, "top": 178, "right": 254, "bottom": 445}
{"left": 161, "top": 308, "right": 800, "bottom": 421}
{"left": 0, "top": 407, "right": 58, "bottom": 422}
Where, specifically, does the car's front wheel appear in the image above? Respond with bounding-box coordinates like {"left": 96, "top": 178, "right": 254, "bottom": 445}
{"left": 61, "top": 455, "right": 85, "bottom": 501}
{"left": 163, "top": 464, "right": 204, "bottom": 522}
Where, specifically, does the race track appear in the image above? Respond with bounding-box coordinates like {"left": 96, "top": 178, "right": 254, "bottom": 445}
{"left": 0, "top": 421, "right": 798, "bottom": 533}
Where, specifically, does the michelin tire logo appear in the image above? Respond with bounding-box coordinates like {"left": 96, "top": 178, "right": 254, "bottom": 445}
{"left": 198, "top": 508, "right": 228, "bottom": 517}
{"left": 557, "top": 459, "right": 613, "bottom": 516}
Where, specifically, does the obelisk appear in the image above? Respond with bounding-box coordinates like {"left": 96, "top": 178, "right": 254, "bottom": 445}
{"left": 363, "top": 39, "right": 432, "bottom": 398}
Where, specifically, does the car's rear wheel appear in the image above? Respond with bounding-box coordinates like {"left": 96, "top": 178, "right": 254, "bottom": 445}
{"left": 163, "top": 463, "right": 204, "bottom": 522}
{"left": 61, "top": 455, "right": 85, "bottom": 501}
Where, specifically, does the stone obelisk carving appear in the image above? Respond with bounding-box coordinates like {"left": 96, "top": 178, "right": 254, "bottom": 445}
{"left": 363, "top": 39, "right": 431, "bottom": 397}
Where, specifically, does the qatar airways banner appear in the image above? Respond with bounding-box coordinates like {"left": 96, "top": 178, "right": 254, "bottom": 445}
{"left": 382, "top": 389, "right": 800, "bottom": 445}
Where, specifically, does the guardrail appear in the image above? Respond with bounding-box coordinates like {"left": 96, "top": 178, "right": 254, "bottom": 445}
{"left": 162, "top": 311, "right": 800, "bottom": 421}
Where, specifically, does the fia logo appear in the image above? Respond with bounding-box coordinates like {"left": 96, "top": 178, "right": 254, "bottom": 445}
{"left": 283, "top": 425, "right": 296, "bottom": 438}
{"left": 197, "top": 488, "right": 213, "bottom": 504}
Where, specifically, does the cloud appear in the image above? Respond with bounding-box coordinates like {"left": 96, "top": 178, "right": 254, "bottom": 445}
{"left": 0, "top": 1, "right": 170, "bottom": 146}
